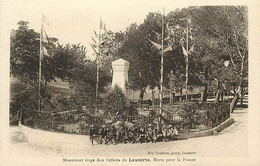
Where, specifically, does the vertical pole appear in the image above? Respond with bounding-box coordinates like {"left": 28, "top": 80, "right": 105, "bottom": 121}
{"left": 96, "top": 17, "right": 101, "bottom": 112}
{"left": 152, "top": 88, "right": 155, "bottom": 110}
{"left": 39, "top": 23, "right": 43, "bottom": 112}
{"left": 159, "top": 8, "right": 164, "bottom": 124}
{"left": 20, "top": 107, "right": 23, "bottom": 123}
{"left": 185, "top": 21, "right": 189, "bottom": 101}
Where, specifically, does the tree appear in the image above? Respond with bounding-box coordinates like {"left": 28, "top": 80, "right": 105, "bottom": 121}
{"left": 115, "top": 12, "right": 188, "bottom": 106}
{"left": 10, "top": 21, "right": 59, "bottom": 112}
{"left": 11, "top": 21, "right": 58, "bottom": 85}
{"left": 166, "top": 6, "right": 248, "bottom": 107}
{"left": 10, "top": 21, "right": 112, "bottom": 112}
{"left": 51, "top": 43, "right": 111, "bottom": 104}
{"left": 190, "top": 6, "right": 248, "bottom": 110}
{"left": 115, "top": 22, "right": 159, "bottom": 103}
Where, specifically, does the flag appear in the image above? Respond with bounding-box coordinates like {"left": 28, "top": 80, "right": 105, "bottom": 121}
{"left": 90, "top": 44, "right": 98, "bottom": 54}
{"left": 42, "top": 30, "right": 48, "bottom": 43}
{"left": 148, "top": 39, "right": 162, "bottom": 50}
{"left": 151, "top": 29, "right": 161, "bottom": 39}
{"left": 42, "top": 14, "right": 49, "bottom": 41}
{"left": 42, "top": 45, "right": 49, "bottom": 56}
{"left": 182, "top": 46, "right": 188, "bottom": 56}
{"left": 91, "top": 37, "right": 97, "bottom": 44}
{"left": 94, "top": 30, "right": 99, "bottom": 37}
{"left": 189, "top": 44, "right": 194, "bottom": 52}
{"left": 163, "top": 45, "right": 173, "bottom": 54}
{"left": 42, "top": 13, "right": 49, "bottom": 42}
{"left": 41, "top": 14, "right": 50, "bottom": 56}
{"left": 100, "top": 18, "right": 106, "bottom": 30}
{"left": 42, "top": 14, "right": 50, "bottom": 26}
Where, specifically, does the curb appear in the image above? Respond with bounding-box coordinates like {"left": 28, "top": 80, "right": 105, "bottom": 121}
{"left": 180, "top": 118, "right": 235, "bottom": 139}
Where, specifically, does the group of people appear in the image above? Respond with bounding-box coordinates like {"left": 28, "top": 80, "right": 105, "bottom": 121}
{"left": 89, "top": 123, "right": 179, "bottom": 145}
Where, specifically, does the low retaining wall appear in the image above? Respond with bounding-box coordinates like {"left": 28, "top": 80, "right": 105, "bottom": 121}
{"left": 180, "top": 118, "right": 235, "bottom": 139}
{"left": 19, "top": 117, "right": 235, "bottom": 146}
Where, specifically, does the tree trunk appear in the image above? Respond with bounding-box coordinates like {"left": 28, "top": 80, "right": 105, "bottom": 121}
{"left": 202, "top": 83, "right": 208, "bottom": 103}
{"left": 172, "top": 92, "right": 175, "bottom": 104}
{"left": 230, "top": 86, "right": 241, "bottom": 113}
{"left": 230, "top": 93, "right": 239, "bottom": 113}
{"left": 215, "top": 91, "right": 220, "bottom": 103}
{"left": 139, "top": 88, "right": 145, "bottom": 110}
{"left": 240, "top": 83, "right": 244, "bottom": 106}
{"left": 221, "top": 91, "right": 224, "bottom": 102}
{"left": 151, "top": 88, "right": 155, "bottom": 110}
{"left": 179, "top": 87, "right": 182, "bottom": 102}
{"left": 231, "top": 53, "right": 245, "bottom": 112}
{"left": 215, "top": 80, "right": 223, "bottom": 103}
{"left": 202, "top": 66, "right": 209, "bottom": 103}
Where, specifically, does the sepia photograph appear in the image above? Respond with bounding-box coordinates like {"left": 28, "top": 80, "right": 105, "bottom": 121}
{"left": 0, "top": 0, "right": 259, "bottom": 165}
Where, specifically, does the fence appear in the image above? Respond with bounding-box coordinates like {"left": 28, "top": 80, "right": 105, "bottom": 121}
{"left": 201, "top": 102, "right": 230, "bottom": 128}
{"left": 27, "top": 101, "right": 230, "bottom": 135}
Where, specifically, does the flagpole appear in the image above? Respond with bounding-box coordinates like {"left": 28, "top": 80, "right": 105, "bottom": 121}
{"left": 39, "top": 22, "right": 43, "bottom": 112}
{"left": 185, "top": 19, "right": 189, "bottom": 101}
{"left": 95, "top": 17, "right": 101, "bottom": 112}
{"left": 159, "top": 8, "right": 164, "bottom": 124}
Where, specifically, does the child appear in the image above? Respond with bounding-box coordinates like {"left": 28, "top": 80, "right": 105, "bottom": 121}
{"left": 168, "top": 125, "right": 175, "bottom": 141}
{"left": 162, "top": 124, "right": 169, "bottom": 142}
{"left": 173, "top": 126, "right": 179, "bottom": 140}
{"left": 146, "top": 124, "right": 154, "bottom": 143}
{"left": 136, "top": 127, "right": 146, "bottom": 143}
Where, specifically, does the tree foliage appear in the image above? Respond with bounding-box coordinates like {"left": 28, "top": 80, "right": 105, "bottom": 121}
{"left": 102, "top": 85, "right": 127, "bottom": 118}
{"left": 10, "top": 21, "right": 112, "bottom": 113}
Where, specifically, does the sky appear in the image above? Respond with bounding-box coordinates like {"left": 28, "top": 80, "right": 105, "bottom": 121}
{"left": 1, "top": 0, "right": 250, "bottom": 59}
{"left": 1, "top": 0, "right": 192, "bottom": 59}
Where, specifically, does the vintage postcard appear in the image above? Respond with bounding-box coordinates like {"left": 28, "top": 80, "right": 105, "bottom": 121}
{"left": 0, "top": 0, "right": 260, "bottom": 165}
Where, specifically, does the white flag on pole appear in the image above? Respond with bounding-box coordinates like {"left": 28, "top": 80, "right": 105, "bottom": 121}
{"left": 41, "top": 14, "right": 50, "bottom": 56}
{"left": 163, "top": 45, "right": 173, "bottom": 54}
{"left": 189, "top": 44, "right": 195, "bottom": 52}
{"left": 182, "top": 46, "right": 188, "bottom": 57}
{"left": 148, "top": 38, "right": 162, "bottom": 50}
{"left": 43, "top": 45, "right": 49, "bottom": 56}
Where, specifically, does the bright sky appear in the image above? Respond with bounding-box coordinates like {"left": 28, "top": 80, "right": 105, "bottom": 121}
{"left": 2, "top": 0, "right": 192, "bottom": 59}
{"left": 1, "top": 0, "right": 250, "bottom": 59}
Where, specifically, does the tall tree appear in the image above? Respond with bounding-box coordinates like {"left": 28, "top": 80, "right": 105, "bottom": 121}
{"left": 10, "top": 21, "right": 58, "bottom": 104}
{"left": 190, "top": 6, "right": 248, "bottom": 109}
{"left": 115, "top": 12, "right": 188, "bottom": 105}
{"left": 10, "top": 21, "right": 57, "bottom": 86}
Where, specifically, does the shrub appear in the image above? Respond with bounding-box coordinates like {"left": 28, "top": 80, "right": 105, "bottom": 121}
{"left": 178, "top": 102, "right": 199, "bottom": 129}
{"left": 103, "top": 85, "right": 127, "bottom": 119}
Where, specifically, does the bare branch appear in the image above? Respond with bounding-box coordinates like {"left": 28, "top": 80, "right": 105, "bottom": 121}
{"left": 233, "top": 28, "right": 243, "bottom": 58}
{"left": 207, "top": 28, "right": 236, "bottom": 48}
{"left": 228, "top": 52, "right": 237, "bottom": 68}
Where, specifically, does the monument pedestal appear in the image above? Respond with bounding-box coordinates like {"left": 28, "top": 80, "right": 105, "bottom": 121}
{"left": 112, "top": 58, "right": 130, "bottom": 105}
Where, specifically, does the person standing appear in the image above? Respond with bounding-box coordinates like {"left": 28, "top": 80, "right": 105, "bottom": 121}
{"left": 89, "top": 125, "right": 96, "bottom": 145}
{"left": 108, "top": 125, "right": 117, "bottom": 145}
{"left": 100, "top": 125, "right": 108, "bottom": 144}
